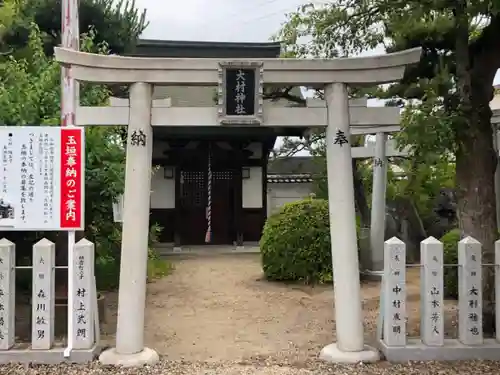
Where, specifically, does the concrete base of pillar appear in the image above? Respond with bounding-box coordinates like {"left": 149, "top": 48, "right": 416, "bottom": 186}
{"left": 360, "top": 269, "right": 383, "bottom": 281}
{"left": 319, "top": 343, "right": 380, "bottom": 364}
{"left": 99, "top": 347, "right": 159, "bottom": 367}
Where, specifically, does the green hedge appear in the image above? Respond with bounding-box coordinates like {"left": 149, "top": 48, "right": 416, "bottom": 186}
{"left": 260, "top": 198, "right": 332, "bottom": 283}
{"left": 441, "top": 229, "right": 461, "bottom": 299}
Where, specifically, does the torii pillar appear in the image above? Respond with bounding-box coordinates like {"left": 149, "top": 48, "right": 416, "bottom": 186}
{"left": 351, "top": 136, "right": 409, "bottom": 278}
{"left": 54, "top": 46, "right": 421, "bottom": 366}
{"left": 493, "top": 110, "right": 500, "bottom": 229}
{"left": 99, "top": 82, "right": 159, "bottom": 366}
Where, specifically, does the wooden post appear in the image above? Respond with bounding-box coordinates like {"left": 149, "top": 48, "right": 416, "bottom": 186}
{"left": 458, "top": 237, "right": 483, "bottom": 345}
{"left": 71, "top": 239, "right": 95, "bottom": 349}
{"left": 383, "top": 237, "right": 406, "bottom": 346}
{"left": 0, "top": 239, "right": 15, "bottom": 350}
{"left": 420, "top": 237, "right": 444, "bottom": 346}
{"left": 32, "top": 238, "right": 55, "bottom": 350}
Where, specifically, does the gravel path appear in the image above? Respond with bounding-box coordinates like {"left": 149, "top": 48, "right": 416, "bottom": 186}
{"left": 2, "top": 253, "right": 500, "bottom": 373}
{"left": 2, "top": 359, "right": 500, "bottom": 374}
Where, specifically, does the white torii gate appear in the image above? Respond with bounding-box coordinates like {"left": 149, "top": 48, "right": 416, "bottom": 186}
{"left": 54, "top": 46, "right": 421, "bottom": 366}
{"left": 351, "top": 137, "right": 409, "bottom": 278}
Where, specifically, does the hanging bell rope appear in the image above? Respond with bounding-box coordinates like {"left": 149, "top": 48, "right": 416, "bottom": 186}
{"left": 205, "top": 143, "right": 212, "bottom": 243}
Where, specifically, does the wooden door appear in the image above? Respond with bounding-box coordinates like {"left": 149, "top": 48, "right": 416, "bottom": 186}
{"left": 179, "top": 170, "right": 207, "bottom": 245}
{"left": 211, "top": 170, "right": 236, "bottom": 244}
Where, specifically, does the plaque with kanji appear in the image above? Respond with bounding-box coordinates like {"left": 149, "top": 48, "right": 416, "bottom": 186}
{"left": 217, "top": 62, "right": 263, "bottom": 125}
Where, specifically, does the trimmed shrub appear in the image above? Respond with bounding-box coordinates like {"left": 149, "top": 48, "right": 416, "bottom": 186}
{"left": 441, "top": 228, "right": 461, "bottom": 299}
{"left": 260, "top": 198, "right": 332, "bottom": 283}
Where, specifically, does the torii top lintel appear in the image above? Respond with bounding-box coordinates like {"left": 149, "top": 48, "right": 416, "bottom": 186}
{"left": 54, "top": 47, "right": 422, "bottom": 86}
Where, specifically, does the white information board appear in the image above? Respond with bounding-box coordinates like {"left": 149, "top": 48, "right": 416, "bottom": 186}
{"left": 0, "top": 126, "right": 84, "bottom": 231}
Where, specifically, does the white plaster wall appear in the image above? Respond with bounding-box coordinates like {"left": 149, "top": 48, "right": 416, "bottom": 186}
{"left": 267, "top": 183, "right": 314, "bottom": 216}
{"left": 153, "top": 86, "right": 216, "bottom": 106}
{"left": 150, "top": 168, "right": 175, "bottom": 209}
{"left": 242, "top": 167, "right": 263, "bottom": 208}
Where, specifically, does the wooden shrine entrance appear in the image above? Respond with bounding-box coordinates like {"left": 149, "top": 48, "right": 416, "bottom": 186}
{"left": 152, "top": 132, "right": 276, "bottom": 247}
{"left": 178, "top": 168, "right": 238, "bottom": 245}
{"left": 171, "top": 140, "right": 248, "bottom": 246}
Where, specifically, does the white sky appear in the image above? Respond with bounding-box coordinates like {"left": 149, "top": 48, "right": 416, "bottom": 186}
{"left": 135, "top": 0, "right": 500, "bottom": 85}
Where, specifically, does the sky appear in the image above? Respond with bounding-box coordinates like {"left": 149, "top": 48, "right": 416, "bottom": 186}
{"left": 135, "top": 0, "right": 500, "bottom": 85}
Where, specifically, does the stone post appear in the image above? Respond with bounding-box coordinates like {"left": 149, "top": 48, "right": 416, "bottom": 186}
{"left": 0, "top": 239, "right": 15, "bottom": 350}
{"left": 99, "top": 82, "right": 159, "bottom": 366}
{"left": 420, "top": 237, "right": 444, "bottom": 346}
{"left": 382, "top": 237, "right": 406, "bottom": 347}
{"left": 368, "top": 132, "right": 388, "bottom": 277}
{"left": 458, "top": 237, "right": 483, "bottom": 345}
{"left": 71, "top": 239, "right": 95, "bottom": 349}
{"left": 319, "top": 83, "right": 379, "bottom": 363}
{"left": 32, "top": 238, "right": 55, "bottom": 350}
{"left": 495, "top": 240, "right": 500, "bottom": 343}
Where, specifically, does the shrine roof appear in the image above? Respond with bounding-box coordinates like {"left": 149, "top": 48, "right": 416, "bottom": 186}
{"left": 130, "top": 39, "right": 282, "bottom": 58}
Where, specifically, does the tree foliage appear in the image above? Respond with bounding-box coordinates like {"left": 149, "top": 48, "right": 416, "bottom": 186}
{"left": 1, "top": 0, "right": 147, "bottom": 56}
{"left": 0, "top": 24, "right": 168, "bottom": 290}
{"left": 275, "top": 0, "right": 500, "bottom": 329}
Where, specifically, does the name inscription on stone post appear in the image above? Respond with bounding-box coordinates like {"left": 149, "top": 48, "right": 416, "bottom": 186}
{"left": 458, "top": 237, "right": 482, "bottom": 345}
{"left": 72, "top": 239, "right": 95, "bottom": 349}
{"left": 383, "top": 237, "right": 406, "bottom": 346}
{"left": 420, "top": 237, "right": 444, "bottom": 346}
{"left": 0, "top": 239, "right": 15, "bottom": 350}
{"left": 31, "top": 238, "right": 55, "bottom": 350}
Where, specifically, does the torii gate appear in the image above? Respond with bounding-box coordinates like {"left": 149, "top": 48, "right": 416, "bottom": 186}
{"left": 352, "top": 137, "right": 410, "bottom": 277}
{"left": 54, "top": 46, "right": 421, "bottom": 366}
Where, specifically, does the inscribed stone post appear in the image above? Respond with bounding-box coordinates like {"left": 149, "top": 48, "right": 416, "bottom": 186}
{"left": 31, "top": 238, "right": 55, "bottom": 350}
{"left": 420, "top": 237, "right": 444, "bottom": 346}
{"left": 72, "top": 239, "right": 95, "bottom": 349}
{"left": 382, "top": 237, "right": 406, "bottom": 346}
{"left": 0, "top": 239, "right": 15, "bottom": 350}
{"left": 458, "top": 237, "right": 483, "bottom": 345}
{"left": 495, "top": 240, "right": 500, "bottom": 343}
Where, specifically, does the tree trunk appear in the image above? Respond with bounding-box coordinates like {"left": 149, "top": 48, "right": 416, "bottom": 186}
{"left": 454, "top": 3, "right": 498, "bottom": 332}
{"left": 455, "top": 103, "right": 497, "bottom": 334}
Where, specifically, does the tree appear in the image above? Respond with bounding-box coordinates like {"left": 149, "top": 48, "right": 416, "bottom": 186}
{"left": 0, "top": 24, "right": 127, "bottom": 289}
{"left": 1, "top": 0, "right": 147, "bottom": 56}
{"left": 0, "top": 0, "right": 23, "bottom": 54}
{"left": 276, "top": 0, "right": 500, "bottom": 330}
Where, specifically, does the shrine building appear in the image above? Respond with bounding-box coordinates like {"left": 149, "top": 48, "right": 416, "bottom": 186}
{"left": 127, "top": 39, "right": 308, "bottom": 247}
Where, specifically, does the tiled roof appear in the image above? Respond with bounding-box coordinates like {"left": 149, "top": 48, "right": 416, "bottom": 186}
{"left": 131, "top": 39, "right": 281, "bottom": 58}
{"left": 267, "top": 173, "right": 313, "bottom": 183}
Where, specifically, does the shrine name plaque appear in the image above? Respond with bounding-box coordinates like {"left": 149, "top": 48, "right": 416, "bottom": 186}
{"left": 217, "top": 62, "right": 263, "bottom": 125}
